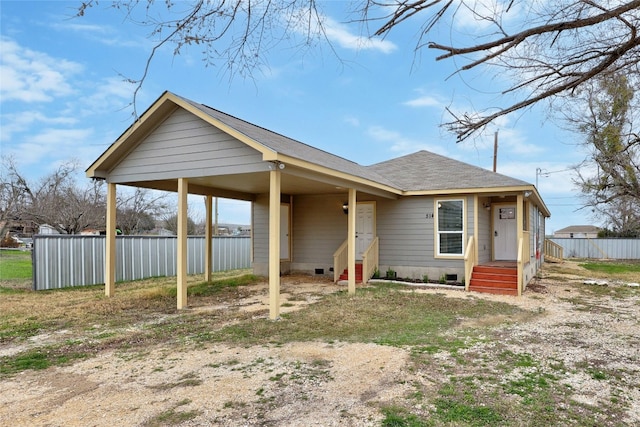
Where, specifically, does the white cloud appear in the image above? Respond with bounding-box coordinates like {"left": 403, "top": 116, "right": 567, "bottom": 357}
{"left": 367, "top": 125, "right": 447, "bottom": 156}
{"left": 344, "top": 116, "right": 360, "bottom": 127}
{"left": 8, "top": 127, "right": 97, "bottom": 168}
{"left": 78, "top": 76, "right": 136, "bottom": 117}
{"left": 322, "top": 16, "right": 397, "bottom": 53}
{"left": 50, "top": 21, "right": 145, "bottom": 49}
{"left": 403, "top": 95, "right": 443, "bottom": 108}
{"left": 0, "top": 111, "right": 78, "bottom": 142}
{"left": 454, "top": 0, "right": 524, "bottom": 31}
{"left": 0, "top": 37, "right": 83, "bottom": 103}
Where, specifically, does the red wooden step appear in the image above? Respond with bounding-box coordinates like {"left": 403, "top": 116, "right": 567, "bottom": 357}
{"left": 469, "top": 265, "right": 518, "bottom": 295}
{"left": 339, "top": 264, "right": 363, "bottom": 282}
{"left": 473, "top": 266, "right": 517, "bottom": 276}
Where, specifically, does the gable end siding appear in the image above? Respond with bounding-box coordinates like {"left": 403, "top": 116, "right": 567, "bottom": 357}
{"left": 108, "top": 109, "right": 265, "bottom": 183}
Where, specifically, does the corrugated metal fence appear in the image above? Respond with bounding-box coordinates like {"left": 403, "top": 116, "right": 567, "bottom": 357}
{"left": 32, "top": 235, "right": 251, "bottom": 290}
{"left": 549, "top": 238, "right": 640, "bottom": 260}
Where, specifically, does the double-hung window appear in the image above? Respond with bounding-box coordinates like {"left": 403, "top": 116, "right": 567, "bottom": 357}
{"left": 436, "top": 199, "right": 464, "bottom": 256}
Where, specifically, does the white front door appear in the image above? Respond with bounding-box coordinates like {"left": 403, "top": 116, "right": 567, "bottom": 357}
{"left": 280, "top": 204, "right": 290, "bottom": 260}
{"left": 356, "top": 203, "right": 374, "bottom": 260}
{"left": 494, "top": 205, "right": 517, "bottom": 260}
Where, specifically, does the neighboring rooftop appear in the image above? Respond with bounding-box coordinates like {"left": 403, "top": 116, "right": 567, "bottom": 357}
{"left": 555, "top": 225, "right": 601, "bottom": 234}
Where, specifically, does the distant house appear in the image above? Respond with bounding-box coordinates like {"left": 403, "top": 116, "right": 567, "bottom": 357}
{"left": 38, "top": 224, "right": 61, "bottom": 235}
{"left": 87, "top": 91, "right": 551, "bottom": 318}
{"left": 80, "top": 229, "right": 101, "bottom": 236}
{"left": 554, "top": 225, "right": 600, "bottom": 238}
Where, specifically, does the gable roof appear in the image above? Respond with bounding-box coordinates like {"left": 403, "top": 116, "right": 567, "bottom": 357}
{"left": 174, "top": 94, "right": 399, "bottom": 189}
{"left": 368, "top": 150, "right": 529, "bottom": 192}
{"left": 555, "top": 225, "right": 601, "bottom": 234}
{"left": 87, "top": 91, "right": 548, "bottom": 215}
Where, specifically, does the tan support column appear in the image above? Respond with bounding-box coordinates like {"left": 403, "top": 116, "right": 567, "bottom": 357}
{"left": 347, "top": 188, "right": 356, "bottom": 294}
{"left": 177, "top": 178, "right": 188, "bottom": 309}
{"left": 516, "top": 193, "right": 524, "bottom": 296}
{"left": 473, "top": 195, "right": 479, "bottom": 266}
{"left": 105, "top": 182, "right": 116, "bottom": 297}
{"left": 204, "top": 195, "right": 213, "bottom": 282}
{"left": 269, "top": 169, "right": 281, "bottom": 320}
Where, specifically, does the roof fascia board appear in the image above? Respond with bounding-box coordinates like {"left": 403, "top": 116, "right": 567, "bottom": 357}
{"left": 404, "top": 185, "right": 550, "bottom": 217}
{"left": 273, "top": 154, "right": 401, "bottom": 197}
{"left": 282, "top": 166, "right": 398, "bottom": 199}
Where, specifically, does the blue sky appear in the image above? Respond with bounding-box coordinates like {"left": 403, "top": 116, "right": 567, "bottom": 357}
{"left": 1, "top": 1, "right": 592, "bottom": 232}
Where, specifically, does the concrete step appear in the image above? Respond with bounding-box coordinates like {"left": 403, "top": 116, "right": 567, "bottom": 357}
{"left": 469, "top": 285, "right": 519, "bottom": 296}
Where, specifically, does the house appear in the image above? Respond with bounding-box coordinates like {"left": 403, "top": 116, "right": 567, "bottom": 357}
{"left": 86, "top": 91, "right": 550, "bottom": 319}
{"left": 553, "top": 225, "right": 600, "bottom": 238}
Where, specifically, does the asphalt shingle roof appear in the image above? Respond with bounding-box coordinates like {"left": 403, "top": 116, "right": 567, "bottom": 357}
{"left": 178, "top": 93, "right": 532, "bottom": 193}
{"left": 179, "top": 95, "right": 398, "bottom": 189}
{"left": 367, "top": 150, "right": 530, "bottom": 191}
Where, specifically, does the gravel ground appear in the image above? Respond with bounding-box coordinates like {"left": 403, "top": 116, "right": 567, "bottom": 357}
{"left": 1, "top": 263, "right": 639, "bottom": 426}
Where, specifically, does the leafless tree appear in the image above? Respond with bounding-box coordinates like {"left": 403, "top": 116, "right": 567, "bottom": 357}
{"left": 77, "top": 1, "right": 640, "bottom": 140}
{"left": 1, "top": 158, "right": 169, "bottom": 235}
{"left": 117, "top": 188, "right": 169, "bottom": 234}
{"left": 567, "top": 72, "right": 640, "bottom": 234}
{"left": 162, "top": 213, "right": 198, "bottom": 235}
{"left": 1, "top": 157, "right": 29, "bottom": 237}
{"left": 1, "top": 158, "right": 105, "bottom": 234}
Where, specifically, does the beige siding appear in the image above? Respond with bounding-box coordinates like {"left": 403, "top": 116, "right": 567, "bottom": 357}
{"left": 291, "top": 195, "right": 347, "bottom": 264}
{"left": 109, "top": 108, "right": 265, "bottom": 183}
{"left": 376, "top": 196, "right": 472, "bottom": 276}
{"left": 252, "top": 193, "right": 269, "bottom": 264}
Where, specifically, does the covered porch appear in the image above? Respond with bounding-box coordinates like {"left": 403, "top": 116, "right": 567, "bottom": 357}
{"left": 464, "top": 191, "right": 544, "bottom": 296}
{"left": 86, "top": 92, "right": 396, "bottom": 320}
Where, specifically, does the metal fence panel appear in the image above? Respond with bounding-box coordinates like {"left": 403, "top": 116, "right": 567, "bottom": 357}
{"left": 33, "top": 235, "right": 251, "bottom": 290}
{"left": 549, "top": 238, "right": 640, "bottom": 259}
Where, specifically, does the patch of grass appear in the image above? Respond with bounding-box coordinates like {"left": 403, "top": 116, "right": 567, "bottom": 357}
{"left": 0, "top": 319, "right": 43, "bottom": 341}
{"left": 434, "top": 398, "right": 503, "bottom": 426}
{"left": 186, "top": 274, "right": 259, "bottom": 297}
{"left": 201, "top": 283, "right": 526, "bottom": 347}
{"left": 149, "top": 372, "right": 203, "bottom": 390}
{"left": 380, "top": 406, "right": 428, "bottom": 427}
{"left": 0, "top": 250, "right": 32, "bottom": 280}
{"left": 142, "top": 407, "right": 200, "bottom": 427}
{"left": 0, "top": 348, "right": 88, "bottom": 376}
{"left": 579, "top": 261, "right": 640, "bottom": 275}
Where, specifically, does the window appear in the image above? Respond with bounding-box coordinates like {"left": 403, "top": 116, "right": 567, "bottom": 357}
{"left": 436, "top": 199, "right": 464, "bottom": 256}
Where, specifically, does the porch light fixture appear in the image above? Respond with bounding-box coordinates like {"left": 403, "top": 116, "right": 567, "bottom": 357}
{"left": 483, "top": 202, "right": 491, "bottom": 210}
{"left": 524, "top": 190, "right": 532, "bottom": 198}
{"left": 267, "top": 161, "right": 285, "bottom": 170}
{"left": 342, "top": 202, "right": 349, "bottom": 215}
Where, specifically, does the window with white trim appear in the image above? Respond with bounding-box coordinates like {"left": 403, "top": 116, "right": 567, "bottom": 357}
{"left": 436, "top": 199, "right": 464, "bottom": 256}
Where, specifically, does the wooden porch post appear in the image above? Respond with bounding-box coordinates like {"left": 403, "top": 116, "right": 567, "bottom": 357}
{"left": 516, "top": 193, "right": 524, "bottom": 296}
{"left": 473, "top": 195, "right": 479, "bottom": 266}
{"left": 105, "top": 182, "right": 116, "bottom": 297}
{"left": 269, "top": 169, "right": 281, "bottom": 320}
{"left": 177, "top": 178, "right": 188, "bottom": 309}
{"left": 347, "top": 188, "right": 356, "bottom": 294}
{"left": 204, "top": 195, "right": 213, "bottom": 282}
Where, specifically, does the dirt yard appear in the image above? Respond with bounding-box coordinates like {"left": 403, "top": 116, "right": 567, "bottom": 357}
{"left": 1, "top": 262, "right": 639, "bottom": 426}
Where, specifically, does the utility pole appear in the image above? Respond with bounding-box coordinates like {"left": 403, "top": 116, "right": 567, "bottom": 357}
{"left": 493, "top": 131, "right": 498, "bottom": 172}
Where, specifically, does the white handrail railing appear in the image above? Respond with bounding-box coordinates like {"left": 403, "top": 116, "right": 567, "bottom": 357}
{"left": 517, "top": 237, "right": 524, "bottom": 296}
{"left": 362, "top": 237, "right": 379, "bottom": 284}
{"left": 544, "top": 239, "right": 564, "bottom": 262}
{"left": 332, "top": 239, "right": 348, "bottom": 282}
{"left": 463, "top": 235, "right": 476, "bottom": 291}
